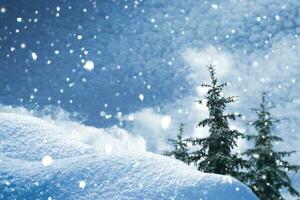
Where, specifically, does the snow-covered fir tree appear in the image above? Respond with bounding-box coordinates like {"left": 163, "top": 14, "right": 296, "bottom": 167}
{"left": 164, "top": 123, "right": 189, "bottom": 164}
{"left": 243, "top": 92, "right": 300, "bottom": 200}
{"left": 188, "top": 65, "right": 246, "bottom": 177}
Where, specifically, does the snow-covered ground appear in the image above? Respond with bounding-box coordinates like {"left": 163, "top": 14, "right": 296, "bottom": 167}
{"left": 0, "top": 113, "right": 258, "bottom": 200}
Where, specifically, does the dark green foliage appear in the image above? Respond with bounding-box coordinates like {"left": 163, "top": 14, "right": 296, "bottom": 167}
{"left": 188, "top": 65, "right": 246, "bottom": 177}
{"left": 243, "top": 93, "right": 300, "bottom": 200}
{"left": 164, "top": 123, "right": 190, "bottom": 164}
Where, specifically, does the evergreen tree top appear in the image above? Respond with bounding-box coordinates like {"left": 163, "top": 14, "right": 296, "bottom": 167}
{"left": 243, "top": 92, "right": 300, "bottom": 200}
{"left": 197, "top": 65, "right": 240, "bottom": 128}
{"left": 246, "top": 93, "right": 282, "bottom": 146}
{"left": 164, "top": 123, "right": 189, "bottom": 164}
{"left": 168, "top": 123, "right": 186, "bottom": 149}
{"left": 189, "top": 65, "right": 246, "bottom": 177}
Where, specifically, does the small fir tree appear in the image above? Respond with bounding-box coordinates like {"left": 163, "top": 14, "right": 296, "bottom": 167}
{"left": 189, "top": 65, "right": 246, "bottom": 178}
{"left": 243, "top": 92, "right": 300, "bottom": 200}
{"left": 164, "top": 123, "right": 189, "bottom": 164}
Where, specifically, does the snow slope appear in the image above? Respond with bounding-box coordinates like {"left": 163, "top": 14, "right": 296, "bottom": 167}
{"left": 0, "top": 113, "right": 258, "bottom": 200}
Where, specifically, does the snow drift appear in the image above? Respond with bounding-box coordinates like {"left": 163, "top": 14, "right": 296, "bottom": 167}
{"left": 0, "top": 113, "right": 258, "bottom": 200}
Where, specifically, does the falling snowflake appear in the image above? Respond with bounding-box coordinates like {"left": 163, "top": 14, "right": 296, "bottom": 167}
{"left": 139, "top": 94, "right": 144, "bottom": 101}
{"left": 161, "top": 115, "right": 171, "bottom": 130}
{"left": 20, "top": 43, "right": 26, "bottom": 49}
{"left": 83, "top": 60, "right": 95, "bottom": 71}
{"left": 211, "top": 4, "right": 218, "bottom": 9}
{"left": 128, "top": 115, "right": 134, "bottom": 121}
{"left": 31, "top": 52, "right": 38, "bottom": 60}
{"left": 79, "top": 180, "right": 86, "bottom": 189}
{"left": 150, "top": 18, "right": 155, "bottom": 23}
{"left": 42, "top": 155, "right": 53, "bottom": 167}
{"left": 0, "top": 7, "right": 6, "bottom": 13}
{"left": 16, "top": 17, "right": 22, "bottom": 22}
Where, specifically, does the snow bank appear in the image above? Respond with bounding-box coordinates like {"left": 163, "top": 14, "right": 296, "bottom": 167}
{"left": 0, "top": 113, "right": 94, "bottom": 160}
{"left": 0, "top": 113, "right": 258, "bottom": 200}
{"left": 0, "top": 106, "right": 147, "bottom": 153}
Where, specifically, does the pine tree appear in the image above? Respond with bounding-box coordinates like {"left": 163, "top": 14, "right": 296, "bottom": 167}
{"left": 188, "top": 65, "right": 246, "bottom": 177}
{"left": 164, "top": 123, "right": 189, "bottom": 164}
{"left": 243, "top": 92, "right": 300, "bottom": 200}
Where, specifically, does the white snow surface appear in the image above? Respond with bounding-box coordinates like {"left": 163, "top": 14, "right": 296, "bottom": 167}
{"left": 0, "top": 113, "right": 258, "bottom": 200}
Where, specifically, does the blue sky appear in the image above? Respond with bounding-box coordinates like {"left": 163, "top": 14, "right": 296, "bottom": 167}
{"left": 1, "top": 0, "right": 300, "bottom": 163}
